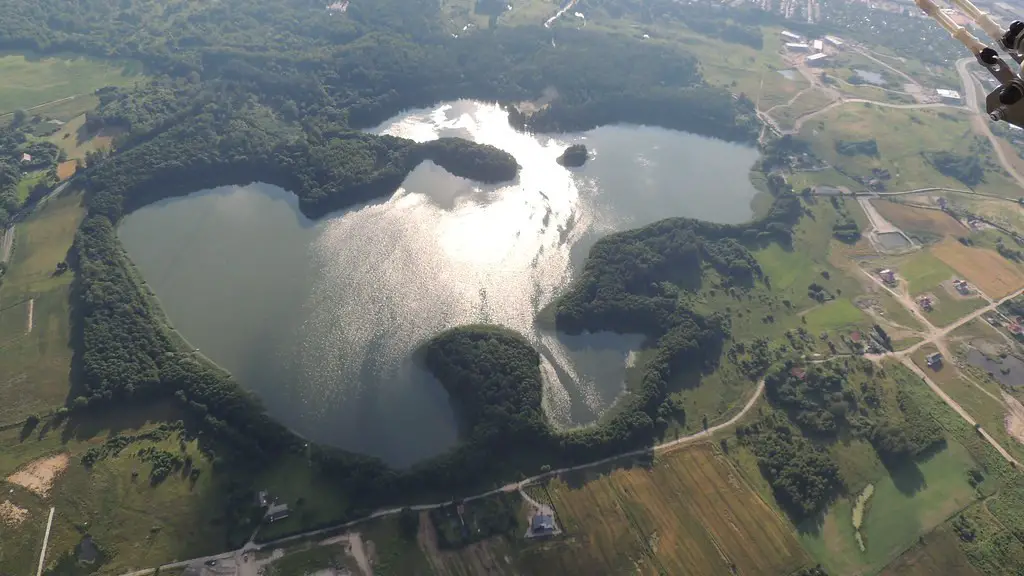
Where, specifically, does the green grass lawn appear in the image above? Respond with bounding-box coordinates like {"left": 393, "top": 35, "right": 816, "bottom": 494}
{"left": 0, "top": 53, "right": 143, "bottom": 114}
{"left": 900, "top": 250, "right": 958, "bottom": 296}
{"left": 14, "top": 171, "right": 46, "bottom": 203}
{"left": 800, "top": 434, "right": 981, "bottom": 575}
{"left": 0, "top": 192, "right": 83, "bottom": 424}
{"left": 804, "top": 298, "right": 870, "bottom": 334}
{"left": 923, "top": 295, "right": 987, "bottom": 328}
{"left": 251, "top": 455, "right": 352, "bottom": 542}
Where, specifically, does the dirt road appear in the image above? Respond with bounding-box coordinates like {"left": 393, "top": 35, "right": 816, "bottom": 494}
{"left": 903, "top": 356, "right": 1020, "bottom": 466}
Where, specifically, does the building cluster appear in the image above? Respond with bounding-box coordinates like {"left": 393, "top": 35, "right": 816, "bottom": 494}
{"left": 781, "top": 30, "right": 843, "bottom": 66}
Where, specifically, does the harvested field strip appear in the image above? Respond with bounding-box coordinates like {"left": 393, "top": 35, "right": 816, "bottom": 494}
{"left": 532, "top": 445, "right": 809, "bottom": 575}
{"left": 931, "top": 238, "right": 1024, "bottom": 299}
{"left": 871, "top": 200, "right": 967, "bottom": 238}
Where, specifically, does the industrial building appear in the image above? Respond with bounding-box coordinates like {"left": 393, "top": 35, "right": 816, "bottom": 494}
{"left": 785, "top": 42, "right": 811, "bottom": 52}
{"left": 824, "top": 35, "right": 844, "bottom": 47}
{"left": 936, "top": 88, "right": 962, "bottom": 103}
{"left": 812, "top": 39, "right": 824, "bottom": 51}
{"left": 806, "top": 53, "right": 828, "bottom": 66}
{"left": 781, "top": 30, "right": 802, "bottom": 41}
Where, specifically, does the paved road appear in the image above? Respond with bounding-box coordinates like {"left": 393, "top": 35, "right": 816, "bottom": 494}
{"left": 36, "top": 507, "right": 55, "bottom": 576}
{"left": 120, "top": 380, "right": 766, "bottom": 576}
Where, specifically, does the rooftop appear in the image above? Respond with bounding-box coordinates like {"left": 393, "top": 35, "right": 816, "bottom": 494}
{"left": 936, "top": 88, "right": 962, "bottom": 99}
{"left": 807, "top": 53, "right": 828, "bottom": 61}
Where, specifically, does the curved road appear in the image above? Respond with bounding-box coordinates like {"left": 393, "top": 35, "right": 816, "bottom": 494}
{"left": 120, "top": 379, "right": 766, "bottom": 576}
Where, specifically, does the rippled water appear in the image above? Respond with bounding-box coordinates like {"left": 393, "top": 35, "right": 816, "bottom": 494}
{"left": 119, "top": 100, "right": 761, "bottom": 466}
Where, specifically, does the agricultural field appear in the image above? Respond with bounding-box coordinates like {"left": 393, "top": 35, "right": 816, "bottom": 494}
{"left": 897, "top": 249, "right": 959, "bottom": 296}
{"left": 518, "top": 444, "right": 811, "bottom": 575}
{"left": 0, "top": 53, "right": 143, "bottom": 115}
{"left": 931, "top": 238, "right": 1024, "bottom": 299}
{"left": 799, "top": 104, "right": 1020, "bottom": 197}
{"left": 870, "top": 200, "right": 968, "bottom": 243}
{"left": 0, "top": 192, "right": 83, "bottom": 424}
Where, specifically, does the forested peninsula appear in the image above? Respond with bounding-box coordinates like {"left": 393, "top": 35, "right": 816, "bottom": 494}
{"left": 5, "top": 0, "right": 777, "bottom": 540}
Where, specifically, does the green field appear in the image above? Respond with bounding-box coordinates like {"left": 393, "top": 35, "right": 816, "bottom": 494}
{"left": 899, "top": 250, "right": 958, "bottom": 296}
{"left": 0, "top": 408, "right": 226, "bottom": 574}
{"left": 800, "top": 104, "right": 1021, "bottom": 198}
{"left": 804, "top": 298, "right": 870, "bottom": 334}
{"left": 251, "top": 455, "right": 351, "bottom": 542}
{"left": 924, "top": 294, "right": 987, "bottom": 328}
{"left": 0, "top": 192, "right": 83, "bottom": 424}
{"left": 799, "top": 394, "right": 984, "bottom": 574}
{"left": 0, "top": 53, "right": 143, "bottom": 114}
{"left": 15, "top": 171, "right": 47, "bottom": 203}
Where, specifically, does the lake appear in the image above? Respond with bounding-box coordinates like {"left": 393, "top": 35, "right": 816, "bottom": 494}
{"left": 119, "top": 100, "right": 761, "bottom": 467}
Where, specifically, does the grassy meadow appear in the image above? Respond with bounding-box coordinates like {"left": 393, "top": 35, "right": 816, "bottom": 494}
{"left": 0, "top": 53, "right": 142, "bottom": 115}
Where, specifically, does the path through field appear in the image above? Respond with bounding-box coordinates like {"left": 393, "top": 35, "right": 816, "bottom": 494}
{"left": 26, "top": 298, "right": 33, "bottom": 333}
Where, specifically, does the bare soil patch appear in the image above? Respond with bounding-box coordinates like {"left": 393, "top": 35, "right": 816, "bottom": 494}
{"left": 0, "top": 500, "right": 28, "bottom": 526}
{"left": 56, "top": 160, "right": 77, "bottom": 181}
{"left": 1003, "top": 392, "right": 1024, "bottom": 445}
{"left": 6, "top": 453, "right": 70, "bottom": 497}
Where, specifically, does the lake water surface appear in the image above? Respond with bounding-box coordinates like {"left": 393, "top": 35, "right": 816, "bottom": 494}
{"left": 119, "top": 100, "right": 761, "bottom": 466}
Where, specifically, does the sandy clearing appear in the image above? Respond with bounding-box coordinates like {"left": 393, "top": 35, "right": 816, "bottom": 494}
{"left": 0, "top": 500, "right": 28, "bottom": 525}
{"left": 7, "top": 453, "right": 70, "bottom": 497}
{"left": 1003, "top": 392, "right": 1024, "bottom": 445}
{"left": 56, "top": 160, "right": 77, "bottom": 181}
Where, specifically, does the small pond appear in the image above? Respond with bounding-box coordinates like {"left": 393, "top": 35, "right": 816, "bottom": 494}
{"left": 966, "top": 348, "right": 1024, "bottom": 388}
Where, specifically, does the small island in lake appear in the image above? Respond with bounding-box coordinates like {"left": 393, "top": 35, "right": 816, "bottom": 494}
{"left": 557, "top": 144, "right": 589, "bottom": 167}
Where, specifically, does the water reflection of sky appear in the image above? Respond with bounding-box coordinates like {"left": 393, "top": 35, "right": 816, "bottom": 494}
{"left": 119, "top": 100, "right": 761, "bottom": 467}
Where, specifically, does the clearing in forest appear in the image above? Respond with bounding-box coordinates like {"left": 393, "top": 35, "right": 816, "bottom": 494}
{"left": 931, "top": 238, "right": 1024, "bottom": 299}
{"left": 6, "top": 453, "right": 70, "bottom": 497}
{"left": 870, "top": 200, "right": 967, "bottom": 240}
{"left": 519, "top": 444, "right": 810, "bottom": 576}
